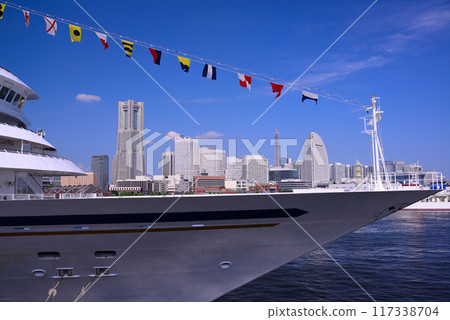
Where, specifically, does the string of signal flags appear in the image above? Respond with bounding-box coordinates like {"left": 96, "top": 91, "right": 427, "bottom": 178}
{"left": 0, "top": 1, "right": 365, "bottom": 107}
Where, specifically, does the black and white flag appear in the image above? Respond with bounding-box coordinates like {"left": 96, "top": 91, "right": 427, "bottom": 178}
{"left": 301, "top": 91, "right": 319, "bottom": 104}
{"left": 202, "top": 64, "right": 217, "bottom": 80}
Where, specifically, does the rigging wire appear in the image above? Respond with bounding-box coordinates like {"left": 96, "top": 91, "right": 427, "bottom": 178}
{"left": 3, "top": 0, "right": 366, "bottom": 108}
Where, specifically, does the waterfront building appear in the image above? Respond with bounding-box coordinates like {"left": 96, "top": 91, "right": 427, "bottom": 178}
{"left": 278, "top": 179, "right": 311, "bottom": 191}
{"left": 226, "top": 156, "right": 243, "bottom": 180}
{"left": 269, "top": 167, "right": 299, "bottom": 182}
{"left": 174, "top": 136, "right": 200, "bottom": 181}
{"left": 61, "top": 172, "right": 98, "bottom": 187}
{"left": 109, "top": 175, "right": 152, "bottom": 193}
{"left": 112, "top": 100, "right": 145, "bottom": 183}
{"left": 194, "top": 175, "right": 225, "bottom": 194}
{"left": 200, "top": 147, "right": 226, "bottom": 176}
{"left": 242, "top": 155, "right": 269, "bottom": 185}
{"left": 297, "top": 132, "right": 330, "bottom": 186}
{"left": 162, "top": 151, "right": 175, "bottom": 176}
{"left": 91, "top": 155, "right": 109, "bottom": 189}
{"left": 248, "top": 183, "right": 278, "bottom": 193}
{"left": 224, "top": 179, "right": 248, "bottom": 192}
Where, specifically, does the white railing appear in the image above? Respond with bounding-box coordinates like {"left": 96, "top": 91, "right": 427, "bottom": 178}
{"left": 0, "top": 193, "right": 103, "bottom": 200}
{"left": 353, "top": 171, "right": 445, "bottom": 191}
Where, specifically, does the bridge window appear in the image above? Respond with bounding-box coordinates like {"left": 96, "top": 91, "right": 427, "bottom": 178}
{"left": 12, "top": 93, "right": 21, "bottom": 106}
{"left": 0, "top": 86, "right": 9, "bottom": 100}
{"left": 5, "top": 89, "right": 16, "bottom": 103}
{"left": 17, "top": 96, "right": 26, "bottom": 109}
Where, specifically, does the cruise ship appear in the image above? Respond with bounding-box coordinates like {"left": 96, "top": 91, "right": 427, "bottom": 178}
{"left": 0, "top": 67, "right": 439, "bottom": 302}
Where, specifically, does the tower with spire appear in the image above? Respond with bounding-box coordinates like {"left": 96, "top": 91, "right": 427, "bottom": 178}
{"left": 274, "top": 129, "right": 280, "bottom": 167}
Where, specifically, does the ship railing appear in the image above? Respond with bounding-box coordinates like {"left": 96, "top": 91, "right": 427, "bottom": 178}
{"left": 0, "top": 193, "right": 103, "bottom": 200}
{"left": 353, "top": 171, "right": 445, "bottom": 191}
{"left": 0, "top": 147, "right": 70, "bottom": 161}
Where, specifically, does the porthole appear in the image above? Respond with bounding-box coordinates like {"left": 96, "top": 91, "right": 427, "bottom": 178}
{"left": 31, "top": 269, "right": 47, "bottom": 278}
{"left": 37, "top": 252, "right": 61, "bottom": 260}
{"left": 219, "top": 261, "right": 232, "bottom": 270}
{"left": 95, "top": 251, "right": 116, "bottom": 258}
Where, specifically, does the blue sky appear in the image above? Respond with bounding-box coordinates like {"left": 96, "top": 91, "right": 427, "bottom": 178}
{"left": 1, "top": 0, "right": 449, "bottom": 177}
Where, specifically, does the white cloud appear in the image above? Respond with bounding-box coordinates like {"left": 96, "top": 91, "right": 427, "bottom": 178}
{"left": 195, "top": 131, "right": 224, "bottom": 139}
{"left": 165, "top": 131, "right": 181, "bottom": 139}
{"left": 301, "top": 55, "right": 391, "bottom": 85}
{"left": 76, "top": 93, "right": 101, "bottom": 103}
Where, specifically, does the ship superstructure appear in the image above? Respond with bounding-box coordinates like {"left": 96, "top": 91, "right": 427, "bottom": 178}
{"left": 0, "top": 67, "right": 84, "bottom": 196}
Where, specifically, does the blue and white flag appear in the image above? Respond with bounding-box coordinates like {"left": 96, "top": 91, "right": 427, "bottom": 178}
{"left": 202, "top": 64, "right": 217, "bottom": 80}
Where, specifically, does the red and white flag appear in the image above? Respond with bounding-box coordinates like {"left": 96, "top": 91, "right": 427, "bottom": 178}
{"left": 95, "top": 32, "right": 109, "bottom": 50}
{"left": 44, "top": 17, "right": 57, "bottom": 36}
{"left": 23, "top": 10, "right": 30, "bottom": 27}
{"left": 270, "top": 82, "right": 284, "bottom": 98}
{"left": 237, "top": 73, "right": 251, "bottom": 91}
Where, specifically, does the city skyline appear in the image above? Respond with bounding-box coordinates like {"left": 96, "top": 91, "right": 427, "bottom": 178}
{"left": 1, "top": 0, "right": 448, "bottom": 177}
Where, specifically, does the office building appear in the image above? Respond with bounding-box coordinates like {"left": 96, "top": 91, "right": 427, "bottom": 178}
{"left": 112, "top": 100, "right": 145, "bottom": 183}
{"left": 330, "top": 162, "right": 346, "bottom": 183}
{"left": 162, "top": 151, "right": 175, "bottom": 176}
{"left": 269, "top": 167, "right": 299, "bottom": 182}
{"left": 226, "top": 156, "right": 243, "bottom": 180}
{"left": 200, "top": 147, "right": 226, "bottom": 176}
{"left": 242, "top": 155, "right": 269, "bottom": 185}
{"left": 174, "top": 136, "right": 200, "bottom": 181}
{"left": 91, "top": 155, "right": 109, "bottom": 189}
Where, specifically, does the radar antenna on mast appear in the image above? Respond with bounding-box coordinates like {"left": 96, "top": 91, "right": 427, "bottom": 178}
{"left": 361, "top": 95, "right": 390, "bottom": 190}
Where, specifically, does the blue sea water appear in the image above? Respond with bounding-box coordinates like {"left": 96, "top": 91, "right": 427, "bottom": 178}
{"left": 217, "top": 211, "right": 450, "bottom": 302}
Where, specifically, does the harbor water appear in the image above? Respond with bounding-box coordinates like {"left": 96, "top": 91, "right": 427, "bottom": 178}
{"left": 217, "top": 210, "right": 450, "bottom": 302}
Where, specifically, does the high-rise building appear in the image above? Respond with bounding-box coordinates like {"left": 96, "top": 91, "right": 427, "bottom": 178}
{"left": 162, "top": 151, "right": 175, "bottom": 177}
{"left": 274, "top": 128, "right": 280, "bottom": 167}
{"left": 226, "top": 156, "right": 243, "bottom": 180}
{"left": 174, "top": 136, "right": 200, "bottom": 181}
{"left": 330, "top": 162, "right": 346, "bottom": 183}
{"left": 345, "top": 164, "right": 352, "bottom": 179}
{"left": 298, "top": 132, "right": 330, "bottom": 185}
{"left": 385, "top": 161, "right": 405, "bottom": 173}
{"left": 112, "top": 100, "right": 145, "bottom": 183}
{"left": 91, "top": 155, "right": 109, "bottom": 189}
{"left": 200, "top": 147, "right": 226, "bottom": 176}
{"left": 242, "top": 155, "right": 269, "bottom": 184}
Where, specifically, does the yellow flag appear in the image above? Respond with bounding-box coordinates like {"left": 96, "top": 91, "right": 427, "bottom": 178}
{"left": 177, "top": 56, "right": 191, "bottom": 72}
{"left": 0, "top": 3, "right": 5, "bottom": 20}
{"left": 121, "top": 40, "right": 134, "bottom": 57}
{"left": 69, "top": 24, "right": 81, "bottom": 42}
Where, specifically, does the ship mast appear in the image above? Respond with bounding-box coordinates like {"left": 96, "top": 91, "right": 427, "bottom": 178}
{"left": 362, "top": 95, "right": 390, "bottom": 191}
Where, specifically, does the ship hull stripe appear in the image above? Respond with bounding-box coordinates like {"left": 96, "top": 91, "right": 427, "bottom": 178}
{"left": 0, "top": 208, "right": 307, "bottom": 227}
{"left": 0, "top": 223, "right": 279, "bottom": 237}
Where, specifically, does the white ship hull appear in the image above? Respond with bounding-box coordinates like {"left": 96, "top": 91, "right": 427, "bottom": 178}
{"left": 0, "top": 189, "right": 436, "bottom": 302}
